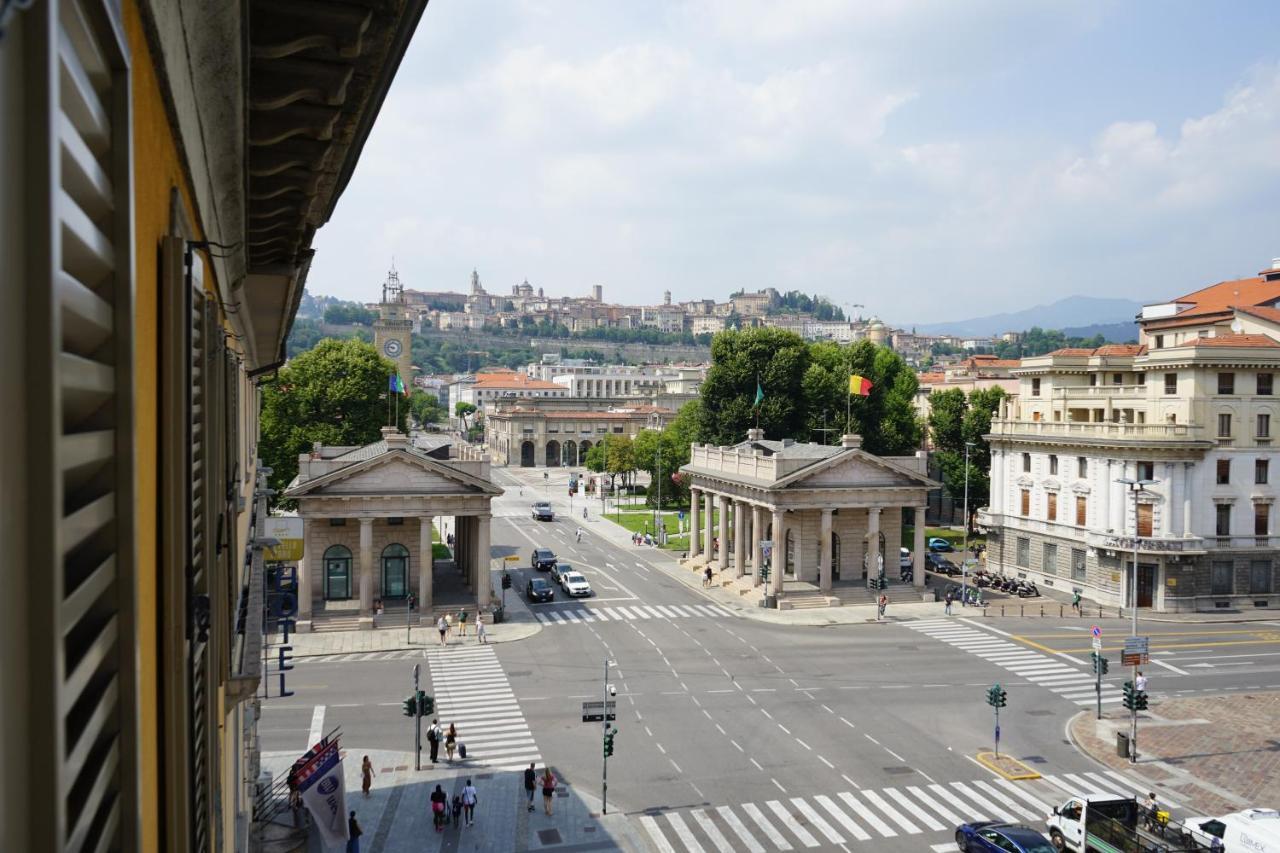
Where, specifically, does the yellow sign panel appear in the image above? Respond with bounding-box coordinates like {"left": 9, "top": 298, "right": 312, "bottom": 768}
{"left": 263, "top": 516, "right": 304, "bottom": 562}
{"left": 1166, "top": 577, "right": 1177, "bottom": 587}
{"left": 504, "top": 555, "right": 520, "bottom": 562}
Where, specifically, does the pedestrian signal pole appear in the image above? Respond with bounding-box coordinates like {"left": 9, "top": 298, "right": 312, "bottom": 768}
{"left": 1090, "top": 651, "right": 1109, "bottom": 720}
{"left": 413, "top": 664, "right": 421, "bottom": 770}
{"left": 986, "top": 683, "right": 1007, "bottom": 757}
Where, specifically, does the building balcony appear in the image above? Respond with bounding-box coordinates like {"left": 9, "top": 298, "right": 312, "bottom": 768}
{"left": 988, "top": 418, "right": 1208, "bottom": 445}
{"left": 1085, "top": 531, "right": 1206, "bottom": 555}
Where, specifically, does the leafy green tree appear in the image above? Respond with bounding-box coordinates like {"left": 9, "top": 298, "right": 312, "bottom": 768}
{"left": 323, "top": 302, "right": 378, "bottom": 325}
{"left": 806, "top": 339, "right": 922, "bottom": 455}
{"left": 633, "top": 428, "right": 686, "bottom": 508}
{"left": 409, "top": 390, "right": 446, "bottom": 426}
{"left": 260, "top": 338, "right": 404, "bottom": 502}
{"left": 455, "top": 401, "right": 477, "bottom": 430}
{"left": 927, "top": 388, "right": 967, "bottom": 453}
{"left": 928, "top": 385, "right": 1007, "bottom": 528}
{"left": 696, "top": 328, "right": 812, "bottom": 445}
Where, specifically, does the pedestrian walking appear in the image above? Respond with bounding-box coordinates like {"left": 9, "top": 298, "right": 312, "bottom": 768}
{"left": 703, "top": 566, "right": 713, "bottom": 588}
{"left": 877, "top": 593, "right": 888, "bottom": 621}
{"left": 541, "top": 768, "right": 557, "bottom": 816}
{"left": 361, "top": 755, "right": 375, "bottom": 797}
{"left": 347, "top": 811, "right": 363, "bottom": 853}
{"left": 523, "top": 763, "right": 537, "bottom": 812}
{"left": 1136, "top": 671, "right": 1148, "bottom": 692}
{"left": 461, "top": 778, "right": 478, "bottom": 826}
{"left": 447, "top": 532, "right": 455, "bottom": 549}
{"left": 575, "top": 527, "right": 583, "bottom": 543}
{"left": 457, "top": 607, "right": 468, "bottom": 637}
{"left": 1072, "top": 590, "right": 1082, "bottom": 614}
{"left": 430, "top": 784, "right": 448, "bottom": 832}
{"left": 428, "top": 719, "right": 442, "bottom": 764}
{"left": 476, "top": 614, "right": 488, "bottom": 644}
{"left": 944, "top": 590, "right": 953, "bottom": 616}
{"left": 445, "top": 723, "right": 458, "bottom": 762}
{"left": 437, "top": 615, "right": 448, "bottom": 646}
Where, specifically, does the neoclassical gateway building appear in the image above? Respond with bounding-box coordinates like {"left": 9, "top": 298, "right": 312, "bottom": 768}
{"left": 285, "top": 427, "right": 502, "bottom": 631}
{"left": 680, "top": 429, "right": 938, "bottom": 605}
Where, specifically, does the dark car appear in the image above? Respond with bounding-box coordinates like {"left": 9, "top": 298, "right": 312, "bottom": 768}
{"left": 926, "top": 551, "right": 959, "bottom": 574}
{"left": 955, "top": 822, "right": 1055, "bottom": 853}
{"left": 531, "top": 548, "right": 557, "bottom": 571}
{"left": 532, "top": 501, "right": 554, "bottom": 521}
{"left": 526, "top": 577, "right": 554, "bottom": 603}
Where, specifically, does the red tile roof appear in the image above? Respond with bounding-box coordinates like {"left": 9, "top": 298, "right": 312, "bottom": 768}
{"left": 473, "top": 374, "right": 562, "bottom": 390}
{"left": 1044, "top": 348, "right": 1098, "bottom": 357}
{"left": 1234, "top": 305, "right": 1280, "bottom": 325}
{"left": 1145, "top": 276, "right": 1280, "bottom": 329}
{"left": 1092, "top": 344, "right": 1146, "bottom": 357}
{"left": 917, "top": 372, "right": 945, "bottom": 384}
{"left": 1175, "top": 333, "right": 1280, "bottom": 349}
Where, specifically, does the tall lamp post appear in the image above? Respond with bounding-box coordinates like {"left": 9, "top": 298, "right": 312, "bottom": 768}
{"left": 1116, "top": 475, "right": 1157, "bottom": 763}
{"left": 960, "top": 441, "right": 976, "bottom": 602}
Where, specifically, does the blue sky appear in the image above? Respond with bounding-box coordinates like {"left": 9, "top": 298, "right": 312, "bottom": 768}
{"left": 308, "top": 1, "right": 1280, "bottom": 324}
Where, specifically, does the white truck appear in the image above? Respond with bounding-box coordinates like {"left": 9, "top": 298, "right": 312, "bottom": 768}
{"left": 1045, "top": 794, "right": 1216, "bottom": 852}
{"left": 1181, "top": 808, "right": 1280, "bottom": 851}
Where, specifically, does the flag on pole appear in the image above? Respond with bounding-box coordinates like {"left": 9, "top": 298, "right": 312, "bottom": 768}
{"left": 295, "top": 739, "right": 348, "bottom": 846}
{"left": 753, "top": 379, "right": 764, "bottom": 407}
{"left": 849, "top": 374, "right": 873, "bottom": 396}
{"left": 389, "top": 373, "right": 409, "bottom": 397}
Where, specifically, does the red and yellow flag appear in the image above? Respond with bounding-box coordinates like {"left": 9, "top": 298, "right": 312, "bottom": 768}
{"left": 849, "top": 374, "right": 873, "bottom": 396}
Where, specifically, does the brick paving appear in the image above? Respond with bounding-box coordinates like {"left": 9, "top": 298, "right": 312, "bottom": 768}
{"left": 1070, "top": 691, "right": 1280, "bottom": 816}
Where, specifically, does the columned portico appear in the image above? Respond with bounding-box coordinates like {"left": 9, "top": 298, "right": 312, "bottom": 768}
{"left": 689, "top": 488, "right": 702, "bottom": 558}
{"left": 913, "top": 506, "right": 926, "bottom": 589}
{"left": 681, "top": 428, "right": 939, "bottom": 608}
{"left": 285, "top": 427, "right": 503, "bottom": 630}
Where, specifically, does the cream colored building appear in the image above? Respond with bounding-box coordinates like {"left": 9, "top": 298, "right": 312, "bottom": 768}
{"left": 284, "top": 428, "right": 502, "bottom": 631}
{"left": 487, "top": 404, "right": 674, "bottom": 467}
{"left": 680, "top": 429, "right": 938, "bottom": 605}
{"left": 979, "top": 261, "right": 1280, "bottom": 612}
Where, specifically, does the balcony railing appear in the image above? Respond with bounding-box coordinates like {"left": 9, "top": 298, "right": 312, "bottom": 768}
{"left": 688, "top": 444, "right": 781, "bottom": 481}
{"left": 1085, "top": 531, "right": 1206, "bottom": 554}
{"left": 989, "top": 418, "right": 1204, "bottom": 442}
{"left": 1058, "top": 384, "right": 1148, "bottom": 398}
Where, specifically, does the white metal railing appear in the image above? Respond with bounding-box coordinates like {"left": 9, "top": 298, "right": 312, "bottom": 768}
{"left": 989, "top": 418, "right": 1202, "bottom": 440}
{"left": 1085, "top": 531, "right": 1206, "bottom": 553}
{"left": 689, "top": 444, "right": 780, "bottom": 480}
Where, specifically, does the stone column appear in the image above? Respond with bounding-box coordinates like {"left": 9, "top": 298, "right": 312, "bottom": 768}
{"left": 296, "top": 518, "right": 313, "bottom": 632}
{"left": 1097, "top": 459, "right": 1109, "bottom": 529}
{"left": 475, "top": 513, "right": 492, "bottom": 608}
{"left": 419, "top": 515, "right": 434, "bottom": 615}
{"left": 819, "top": 509, "right": 833, "bottom": 594}
{"left": 704, "top": 491, "right": 714, "bottom": 564}
{"left": 734, "top": 501, "right": 746, "bottom": 579}
{"left": 358, "top": 517, "right": 374, "bottom": 629}
{"left": 868, "top": 507, "right": 882, "bottom": 581}
{"left": 1182, "top": 462, "right": 1193, "bottom": 537}
{"left": 771, "top": 509, "right": 785, "bottom": 594}
{"left": 717, "top": 495, "right": 730, "bottom": 570}
{"left": 689, "top": 488, "right": 701, "bottom": 559}
{"left": 752, "top": 505, "right": 764, "bottom": 586}
{"left": 914, "top": 506, "right": 927, "bottom": 589}
{"left": 1160, "top": 463, "right": 1174, "bottom": 536}
{"left": 990, "top": 451, "right": 1002, "bottom": 514}
{"left": 1109, "top": 462, "right": 1125, "bottom": 532}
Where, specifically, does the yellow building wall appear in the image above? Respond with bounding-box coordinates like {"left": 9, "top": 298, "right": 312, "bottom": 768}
{"left": 124, "top": 1, "right": 206, "bottom": 849}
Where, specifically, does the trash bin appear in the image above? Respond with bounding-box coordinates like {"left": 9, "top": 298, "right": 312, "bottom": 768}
{"left": 1116, "top": 731, "right": 1130, "bottom": 758}
{"left": 763, "top": 594, "right": 777, "bottom": 609}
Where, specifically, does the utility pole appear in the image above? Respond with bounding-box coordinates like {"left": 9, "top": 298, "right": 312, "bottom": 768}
{"left": 653, "top": 440, "right": 663, "bottom": 544}
{"left": 1116, "top": 475, "right": 1156, "bottom": 763}
{"left": 413, "top": 664, "right": 422, "bottom": 770}
{"left": 962, "top": 441, "right": 974, "bottom": 602}
{"left": 601, "top": 659, "right": 617, "bottom": 814}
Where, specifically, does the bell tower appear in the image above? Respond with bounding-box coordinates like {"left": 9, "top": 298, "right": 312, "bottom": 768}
{"left": 373, "top": 265, "right": 413, "bottom": 383}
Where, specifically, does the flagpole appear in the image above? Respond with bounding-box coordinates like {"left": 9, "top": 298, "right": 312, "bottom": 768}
{"left": 846, "top": 348, "right": 853, "bottom": 434}
{"left": 388, "top": 374, "right": 392, "bottom": 427}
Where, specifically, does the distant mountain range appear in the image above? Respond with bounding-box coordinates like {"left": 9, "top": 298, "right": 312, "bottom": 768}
{"left": 911, "top": 296, "right": 1145, "bottom": 339}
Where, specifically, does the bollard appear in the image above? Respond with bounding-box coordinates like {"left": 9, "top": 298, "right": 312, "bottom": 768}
{"left": 1020, "top": 605, "right": 1024, "bottom": 618}
{"left": 1059, "top": 605, "right": 1064, "bottom": 618}
{"left": 1001, "top": 605, "right": 1005, "bottom": 617}
{"left": 1040, "top": 605, "right": 1044, "bottom": 617}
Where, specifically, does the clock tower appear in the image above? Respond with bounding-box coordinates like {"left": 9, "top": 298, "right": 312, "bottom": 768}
{"left": 373, "top": 266, "right": 413, "bottom": 385}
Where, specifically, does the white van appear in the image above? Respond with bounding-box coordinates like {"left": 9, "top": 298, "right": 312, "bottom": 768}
{"left": 1185, "top": 808, "right": 1280, "bottom": 851}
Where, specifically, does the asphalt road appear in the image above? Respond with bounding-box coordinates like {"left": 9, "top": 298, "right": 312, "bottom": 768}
{"left": 260, "top": 469, "right": 1280, "bottom": 852}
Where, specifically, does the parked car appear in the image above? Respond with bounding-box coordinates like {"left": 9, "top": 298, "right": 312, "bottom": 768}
{"left": 926, "top": 551, "right": 959, "bottom": 574}
{"left": 525, "top": 577, "right": 555, "bottom": 603}
{"left": 531, "top": 548, "right": 557, "bottom": 571}
{"left": 954, "top": 822, "right": 1055, "bottom": 853}
{"left": 560, "top": 572, "right": 592, "bottom": 597}
{"left": 899, "top": 547, "right": 912, "bottom": 570}
{"left": 927, "top": 537, "right": 954, "bottom": 552}
{"left": 532, "top": 501, "right": 555, "bottom": 521}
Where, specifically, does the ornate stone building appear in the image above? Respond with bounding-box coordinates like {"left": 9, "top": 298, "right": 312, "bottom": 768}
{"left": 373, "top": 267, "right": 414, "bottom": 382}
{"left": 285, "top": 428, "right": 502, "bottom": 630}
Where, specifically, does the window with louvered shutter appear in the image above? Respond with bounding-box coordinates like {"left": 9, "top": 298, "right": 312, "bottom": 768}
{"left": 23, "top": 1, "right": 139, "bottom": 849}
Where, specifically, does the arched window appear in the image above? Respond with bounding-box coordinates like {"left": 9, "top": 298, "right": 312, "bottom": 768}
{"left": 381, "top": 543, "right": 409, "bottom": 599}
{"left": 323, "top": 544, "right": 353, "bottom": 600}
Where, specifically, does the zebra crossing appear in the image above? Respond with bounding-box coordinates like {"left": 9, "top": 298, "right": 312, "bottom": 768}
{"left": 906, "top": 619, "right": 1123, "bottom": 707}
{"left": 424, "top": 645, "right": 541, "bottom": 772}
{"left": 533, "top": 602, "right": 736, "bottom": 625}
{"left": 282, "top": 649, "right": 424, "bottom": 666}
{"left": 637, "top": 770, "right": 1169, "bottom": 852}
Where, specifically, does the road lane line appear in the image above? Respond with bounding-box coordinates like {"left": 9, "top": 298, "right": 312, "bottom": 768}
{"left": 307, "top": 705, "right": 325, "bottom": 747}
{"left": 639, "top": 816, "right": 677, "bottom": 853}
{"left": 765, "top": 800, "right": 819, "bottom": 848}
{"left": 665, "top": 813, "right": 705, "bottom": 853}
{"left": 718, "top": 805, "right": 767, "bottom": 853}
{"left": 814, "top": 794, "right": 871, "bottom": 842}
{"left": 790, "top": 798, "right": 844, "bottom": 845}
{"left": 951, "top": 781, "right": 1014, "bottom": 822}
{"left": 741, "top": 802, "right": 792, "bottom": 851}
{"left": 692, "top": 808, "right": 737, "bottom": 853}
{"left": 904, "top": 785, "right": 962, "bottom": 825}
{"left": 836, "top": 792, "right": 896, "bottom": 838}
{"left": 883, "top": 787, "right": 944, "bottom": 830}
{"left": 860, "top": 788, "right": 921, "bottom": 834}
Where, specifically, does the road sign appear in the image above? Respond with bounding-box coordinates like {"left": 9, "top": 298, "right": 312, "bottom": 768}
{"left": 581, "top": 700, "right": 617, "bottom": 723}
{"left": 1121, "top": 636, "right": 1150, "bottom": 666}
{"left": 504, "top": 555, "right": 519, "bottom": 562}
{"left": 1092, "top": 637, "right": 1102, "bottom": 652}
{"left": 678, "top": 510, "right": 685, "bottom": 521}
{"left": 1091, "top": 625, "right": 1101, "bottom": 638}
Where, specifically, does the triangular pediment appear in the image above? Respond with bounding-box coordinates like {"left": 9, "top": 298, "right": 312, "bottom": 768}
{"left": 780, "top": 450, "right": 936, "bottom": 490}
{"left": 285, "top": 450, "right": 501, "bottom": 499}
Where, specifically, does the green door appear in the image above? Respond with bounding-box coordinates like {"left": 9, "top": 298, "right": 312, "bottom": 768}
{"left": 382, "top": 544, "right": 409, "bottom": 599}
{"left": 323, "top": 546, "right": 352, "bottom": 600}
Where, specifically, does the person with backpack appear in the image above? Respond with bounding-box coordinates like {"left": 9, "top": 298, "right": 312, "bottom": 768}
{"left": 1072, "top": 590, "right": 1082, "bottom": 614}
{"left": 430, "top": 785, "right": 447, "bottom": 832}
{"left": 541, "top": 767, "right": 557, "bottom": 816}
{"left": 461, "top": 779, "right": 478, "bottom": 826}
{"left": 944, "top": 589, "right": 954, "bottom": 616}
{"left": 427, "top": 719, "right": 442, "bottom": 764}
{"left": 523, "top": 763, "right": 537, "bottom": 812}
{"left": 457, "top": 607, "right": 468, "bottom": 637}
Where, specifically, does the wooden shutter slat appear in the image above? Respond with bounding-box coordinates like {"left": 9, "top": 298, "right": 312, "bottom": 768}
{"left": 61, "top": 492, "right": 114, "bottom": 555}
{"left": 56, "top": 27, "right": 111, "bottom": 149}
{"left": 61, "top": 554, "right": 115, "bottom": 627}
{"left": 64, "top": 674, "right": 118, "bottom": 780}
{"left": 64, "top": 740, "right": 119, "bottom": 853}
{"left": 62, "top": 615, "right": 118, "bottom": 706}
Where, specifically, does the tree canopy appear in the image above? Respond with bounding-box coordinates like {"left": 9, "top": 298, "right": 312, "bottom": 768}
{"left": 927, "top": 385, "right": 1007, "bottom": 526}
{"left": 696, "top": 330, "right": 921, "bottom": 454}
{"left": 323, "top": 301, "right": 378, "bottom": 325}
{"left": 260, "top": 338, "right": 405, "bottom": 502}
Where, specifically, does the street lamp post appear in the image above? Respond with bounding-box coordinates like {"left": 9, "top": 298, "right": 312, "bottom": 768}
{"left": 962, "top": 441, "right": 975, "bottom": 602}
{"left": 1116, "top": 475, "right": 1157, "bottom": 763}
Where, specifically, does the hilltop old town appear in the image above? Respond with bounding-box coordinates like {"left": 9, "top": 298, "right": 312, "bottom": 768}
{"left": 5, "top": 3, "right": 1280, "bottom": 853}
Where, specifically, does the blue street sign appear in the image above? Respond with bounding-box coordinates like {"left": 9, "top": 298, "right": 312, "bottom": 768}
{"left": 678, "top": 511, "right": 685, "bottom": 521}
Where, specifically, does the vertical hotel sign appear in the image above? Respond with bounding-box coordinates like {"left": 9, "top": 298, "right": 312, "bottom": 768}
{"left": 264, "top": 516, "right": 304, "bottom": 562}
{"left": 296, "top": 739, "right": 348, "bottom": 846}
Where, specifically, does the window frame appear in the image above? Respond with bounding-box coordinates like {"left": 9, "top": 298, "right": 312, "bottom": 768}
{"left": 1217, "top": 459, "right": 1231, "bottom": 485}
{"left": 1210, "top": 561, "right": 1233, "bottom": 595}
{"left": 1164, "top": 372, "right": 1177, "bottom": 395}
{"left": 1216, "top": 504, "right": 1232, "bottom": 537}
{"left": 1218, "top": 372, "right": 1235, "bottom": 395}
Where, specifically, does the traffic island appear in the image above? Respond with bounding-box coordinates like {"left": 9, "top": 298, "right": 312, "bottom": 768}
{"left": 1068, "top": 692, "right": 1280, "bottom": 816}
{"left": 975, "top": 752, "right": 1041, "bottom": 780}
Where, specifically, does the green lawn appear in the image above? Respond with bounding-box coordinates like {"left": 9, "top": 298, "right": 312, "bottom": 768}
{"left": 608, "top": 506, "right": 702, "bottom": 551}
{"left": 900, "top": 525, "right": 986, "bottom": 551}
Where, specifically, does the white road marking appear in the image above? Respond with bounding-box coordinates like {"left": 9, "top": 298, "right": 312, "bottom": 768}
{"left": 307, "top": 705, "right": 325, "bottom": 747}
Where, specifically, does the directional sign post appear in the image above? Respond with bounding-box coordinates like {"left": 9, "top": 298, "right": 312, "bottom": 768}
{"left": 1121, "top": 636, "right": 1149, "bottom": 666}
{"left": 581, "top": 700, "right": 617, "bottom": 723}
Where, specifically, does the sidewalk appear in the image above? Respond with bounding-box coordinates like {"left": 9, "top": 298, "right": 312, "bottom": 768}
{"left": 1068, "top": 692, "right": 1280, "bottom": 816}
{"left": 272, "top": 565, "right": 542, "bottom": 658}
{"left": 259, "top": 748, "right": 646, "bottom": 853}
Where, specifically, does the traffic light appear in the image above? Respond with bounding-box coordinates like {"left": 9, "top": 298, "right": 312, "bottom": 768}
{"left": 986, "top": 684, "right": 1007, "bottom": 708}
{"left": 1123, "top": 680, "right": 1137, "bottom": 711}
{"left": 603, "top": 727, "right": 617, "bottom": 758}
{"left": 878, "top": 577, "right": 887, "bottom": 590}
{"left": 417, "top": 691, "right": 434, "bottom": 717}
{"left": 1134, "top": 689, "right": 1148, "bottom": 711}
{"left": 402, "top": 695, "right": 418, "bottom": 717}
{"left": 1090, "top": 652, "right": 1109, "bottom": 675}
{"left": 501, "top": 572, "right": 512, "bottom": 590}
